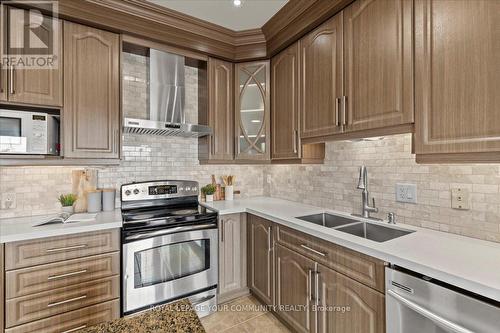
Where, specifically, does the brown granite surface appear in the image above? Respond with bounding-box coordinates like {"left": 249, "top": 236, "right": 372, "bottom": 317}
{"left": 79, "top": 299, "right": 205, "bottom": 333}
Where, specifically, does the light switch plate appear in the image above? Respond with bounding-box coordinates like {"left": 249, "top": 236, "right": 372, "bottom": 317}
{"left": 396, "top": 183, "right": 417, "bottom": 204}
{"left": 451, "top": 188, "right": 470, "bottom": 210}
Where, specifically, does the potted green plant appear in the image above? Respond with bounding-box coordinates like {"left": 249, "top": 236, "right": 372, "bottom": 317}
{"left": 201, "top": 184, "right": 216, "bottom": 202}
{"left": 58, "top": 194, "right": 77, "bottom": 214}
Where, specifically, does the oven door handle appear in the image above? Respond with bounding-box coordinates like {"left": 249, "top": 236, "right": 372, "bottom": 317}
{"left": 125, "top": 222, "right": 217, "bottom": 241}
{"left": 387, "top": 290, "right": 474, "bottom": 333}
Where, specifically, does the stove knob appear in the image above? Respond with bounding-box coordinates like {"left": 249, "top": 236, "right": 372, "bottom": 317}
{"left": 125, "top": 190, "right": 131, "bottom": 196}
{"left": 133, "top": 189, "right": 140, "bottom": 195}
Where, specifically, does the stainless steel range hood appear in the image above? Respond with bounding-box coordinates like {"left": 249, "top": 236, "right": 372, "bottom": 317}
{"left": 123, "top": 49, "right": 212, "bottom": 138}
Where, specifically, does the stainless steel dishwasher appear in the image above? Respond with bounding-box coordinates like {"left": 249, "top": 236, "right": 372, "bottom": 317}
{"left": 386, "top": 267, "right": 500, "bottom": 333}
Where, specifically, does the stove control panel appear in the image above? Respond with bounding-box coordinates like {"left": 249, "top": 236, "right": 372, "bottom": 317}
{"left": 121, "top": 180, "right": 199, "bottom": 201}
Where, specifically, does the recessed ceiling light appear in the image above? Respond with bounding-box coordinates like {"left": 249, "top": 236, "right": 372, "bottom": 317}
{"left": 251, "top": 120, "right": 261, "bottom": 123}
{"left": 233, "top": 0, "right": 242, "bottom": 7}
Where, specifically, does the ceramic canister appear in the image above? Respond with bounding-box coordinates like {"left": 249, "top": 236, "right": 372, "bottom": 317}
{"left": 101, "top": 188, "right": 116, "bottom": 211}
{"left": 225, "top": 185, "right": 234, "bottom": 201}
{"left": 87, "top": 190, "right": 102, "bottom": 213}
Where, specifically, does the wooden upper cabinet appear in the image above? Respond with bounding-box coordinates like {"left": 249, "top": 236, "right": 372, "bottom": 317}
{"left": 415, "top": 0, "right": 500, "bottom": 161}
{"left": 343, "top": 0, "right": 413, "bottom": 132}
{"left": 208, "top": 58, "right": 234, "bottom": 161}
{"left": 4, "top": 7, "right": 62, "bottom": 107}
{"left": 235, "top": 61, "right": 270, "bottom": 161}
{"left": 317, "top": 263, "right": 385, "bottom": 333}
{"left": 247, "top": 214, "right": 274, "bottom": 306}
{"left": 299, "top": 14, "right": 343, "bottom": 139}
{"left": 271, "top": 42, "right": 300, "bottom": 160}
{"left": 63, "top": 21, "right": 120, "bottom": 159}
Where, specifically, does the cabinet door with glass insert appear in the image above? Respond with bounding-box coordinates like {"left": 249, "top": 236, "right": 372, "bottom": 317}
{"left": 235, "top": 61, "right": 270, "bottom": 161}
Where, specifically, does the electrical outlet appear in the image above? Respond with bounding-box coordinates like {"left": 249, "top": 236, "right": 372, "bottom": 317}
{"left": 266, "top": 174, "right": 272, "bottom": 184}
{"left": 396, "top": 183, "right": 417, "bottom": 204}
{"left": 451, "top": 188, "right": 470, "bottom": 210}
{"left": 1, "top": 192, "right": 16, "bottom": 209}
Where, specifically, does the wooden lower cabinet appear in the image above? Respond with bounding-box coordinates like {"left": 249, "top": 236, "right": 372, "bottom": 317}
{"left": 275, "top": 244, "right": 315, "bottom": 333}
{"left": 4, "top": 300, "right": 119, "bottom": 333}
{"left": 5, "top": 253, "right": 120, "bottom": 299}
{"left": 317, "top": 264, "right": 385, "bottom": 333}
{"left": 218, "top": 214, "right": 247, "bottom": 302}
{"left": 5, "top": 230, "right": 120, "bottom": 270}
{"left": 3, "top": 230, "right": 121, "bottom": 333}
{"left": 247, "top": 215, "right": 386, "bottom": 333}
{"left": 1, "top": 245, "right": 4, "bottom": 333}
{"left": 247, "top": 215, "right": 274, "bottom": 305}
{"left": 5, "top": 276, "right": 119, "bottom": 328}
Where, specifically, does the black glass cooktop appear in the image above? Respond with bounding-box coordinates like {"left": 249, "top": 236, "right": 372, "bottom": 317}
{"left": 121, "top": 204, "right": 217, "bottom": 230}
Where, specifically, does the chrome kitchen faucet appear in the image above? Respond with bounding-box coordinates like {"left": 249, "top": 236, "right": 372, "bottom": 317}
{"left": 353, "top": 165, "right": 380, "bottom": 220}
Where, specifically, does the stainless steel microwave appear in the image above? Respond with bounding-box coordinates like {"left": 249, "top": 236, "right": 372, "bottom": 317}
{"left": 0, "top": 110, "right": 59, "bottom": 155}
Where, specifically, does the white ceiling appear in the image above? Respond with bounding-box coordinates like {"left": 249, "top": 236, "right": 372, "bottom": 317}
{"left": 148, "top": 0, "right": 288, "bottom": 31}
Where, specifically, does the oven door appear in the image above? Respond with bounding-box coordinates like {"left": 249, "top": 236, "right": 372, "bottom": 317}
{"left": 122, "top": 225, "right": 218, "bottom": 314}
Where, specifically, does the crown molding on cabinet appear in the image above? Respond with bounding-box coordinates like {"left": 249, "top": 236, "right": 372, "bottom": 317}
{"left": 36, "top": 0, "right": 265, "bottom": 61}
{"left": 263, "top": 0, "right": 354, "bottom": 56}
{"left": 24, "top": 0, "right": 351, "bottom": 62}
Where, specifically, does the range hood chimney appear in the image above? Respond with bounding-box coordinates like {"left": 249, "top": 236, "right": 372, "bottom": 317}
{"left": 123, "top": 49, "right": 212, "bottom": 137}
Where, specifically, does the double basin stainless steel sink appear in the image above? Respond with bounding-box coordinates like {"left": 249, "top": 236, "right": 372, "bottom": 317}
{"left": 296, "top": 213, "right": 414, "bottom": 242}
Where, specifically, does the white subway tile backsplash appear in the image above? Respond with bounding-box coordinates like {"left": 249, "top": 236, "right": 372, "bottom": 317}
{"left": 263, "top": 134, "right": 500, "bottom": 243}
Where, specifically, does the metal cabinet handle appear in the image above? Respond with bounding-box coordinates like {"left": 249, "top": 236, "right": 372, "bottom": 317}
{"left": 315, "top": 271, "right": 320, "bottom": 333}
{"left": 267, "top": 226, "right": 272, "bottom": 252}
{"left": 335, "top": 97, "right": 341, "bottom": 126}
{"left": 387, "top": 290, "right": 474, "bottom": 333}
{"left": 9, "top": 65, "right": 15, "bottom": 94}
{"left": 308, "top": 269, "right": 313, "bottom": 301}
{"left": 46, "top": 244, "right": 88, "bottom": 253}
{"left": 220, "top": 219, "right": 224, "bottom": 242}
{"left": 115, "top": 129, "right": 119, "bottom": 153}
{"left": 48, "top": 269, "right": 88, "bottom": 281}
{"left": 293, "top": 130, "right": 298, "bottom": 154}
{"left": 211, "top": 134, "right": 215, "bottom": 154}
{"left": 47, "top": 295, "right": 87, "bottom": 308}
{"left": 341, "top": 96, "right": 347, "bottom": 126}
{"left": 0, "top": 63, "right": 3, "bottom": 93}
{"left": 61, "top": 325, "right": 87, "bottom": 333}
{"left": 300, "top": 244, "right": 326, "bottom": 257}
{"left": 315, "top": 271, "right": 320, "bottom": 303}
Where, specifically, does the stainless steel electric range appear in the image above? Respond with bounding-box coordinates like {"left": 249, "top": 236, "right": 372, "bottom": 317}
{"left": 120, "top": 180, "right": 218, "bottom": 317}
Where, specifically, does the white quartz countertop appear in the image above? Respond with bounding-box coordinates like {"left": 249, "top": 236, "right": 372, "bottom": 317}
{"left": 202, "top": 197, "right": 500, "bottom": 302}
{"left": 0, "top": 209, "right": 123, "bottom": 243}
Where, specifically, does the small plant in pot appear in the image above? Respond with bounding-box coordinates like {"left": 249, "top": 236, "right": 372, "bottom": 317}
{"left": 201, "top": 184, "right": 216, "bottom": 202}
{"left": 58, "top": 194, "right": 77, "bottom": 214}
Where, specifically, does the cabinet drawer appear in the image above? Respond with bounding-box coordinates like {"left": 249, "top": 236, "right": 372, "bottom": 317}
{"left": 5, "top": 230, "right": 120, "bottom": 270}
{"left": 5, "top": 276, "right": 120, "bottom": 328}
{"left": 275, "top": 225, "right": 385, "bottom": 292}
{"left": 5, "top": 300, "right": 119, "bottom": 333}
{"left": 6, "top": 252, "right": 120, "bottom": 299}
